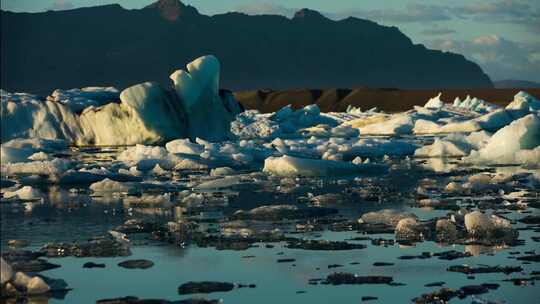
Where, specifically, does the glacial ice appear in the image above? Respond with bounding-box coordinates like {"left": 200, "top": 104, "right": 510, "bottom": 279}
{"left": 424, "top": 93, "right": 444, "bottom": 109}
{"left": 464, "top": 211, "right": 516, "bottom": 240}
{"left": 263, "top": 155, "right": 387, "bottom": 177}
{"left": 452, "top": 95, "right": 499, "bottom": 113}
{"left": 359, "top": 210, "right": 417, "bottom": 227}
{"left": 3, "top": 186, "right": 42, "bottom": 200}
{"left": 89, "top": 178, "right": 133, "bottom": 193}
{"left": 414, "top": 138, "right": 470, "bottom": 158}
{"left": 1, "top": 55, "right": 241, "bottom": 145}
{"left": 49, "top": 87, "right": 119, "bottom": 113}
{"left": 1, "top": 258, "right": 13, "bottom": 285}
{"left": 465, "top": 114, "right": 540, "bottom": 165}
{"left": 2, "top": 61, "right": 540, "bottom": 186}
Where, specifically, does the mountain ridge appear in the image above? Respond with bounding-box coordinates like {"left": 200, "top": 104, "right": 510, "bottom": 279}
{"left": 1, "top": 0, "right": 493, "bottom": 95}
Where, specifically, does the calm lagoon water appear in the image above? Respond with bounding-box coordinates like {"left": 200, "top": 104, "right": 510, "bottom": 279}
{"left": 1, "top": 148, "right": 539, "bottom": 303}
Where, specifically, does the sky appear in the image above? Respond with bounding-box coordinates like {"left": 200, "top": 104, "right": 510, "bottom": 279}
{"left": 2, "top": 0, "right": 539, "bottom": 82}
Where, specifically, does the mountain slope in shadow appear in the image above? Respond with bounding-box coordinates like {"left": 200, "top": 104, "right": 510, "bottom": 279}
{"left": 1, "top": 0, "right": 493, "bottom": 95}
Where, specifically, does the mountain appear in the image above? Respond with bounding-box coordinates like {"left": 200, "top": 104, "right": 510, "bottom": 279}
{"left": 1, "top": 0, "right": 493, "bottom": 95}
{"left": 494, "top": 80, "right": 540, "bottom": 89}
{"left": 234, "top": 88, "right": 540, "bottom": 113}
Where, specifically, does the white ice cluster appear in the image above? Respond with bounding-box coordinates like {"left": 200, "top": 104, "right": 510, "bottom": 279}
{"left": 1, "top": 53, "right": 539, "bottom": 180}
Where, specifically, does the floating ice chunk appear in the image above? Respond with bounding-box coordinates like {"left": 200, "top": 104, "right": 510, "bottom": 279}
{"left": 331, "top": 124, "right": 359, "bottom": 137}
{"left": 172, "top": 157, "right": 209, "bottom": 171}
{"left": 232, "top": 104, "right": 335, "bottom": 139}
{"left": 118, "top": 145, "right": 172, "bottom": 169}
{"left": 90, "top": 178, "right": 132, "bottom": 193}
{"left": 231, "top": 111, "right": 281, "bottom": 139}
{"left": 465, "top": 131, "right": 491, "bottom": 150}
{"left": 182, "top": 193, "right": 205, "bottom": 207}
{"left": 344, "top": 138, "right": 417, "bottom": 157}
{"left": 345, "top": 115, "right": 390, "bottom": 129}
{"left": 263, "top": 155, "right": 386, "bottom": 177}
{"left": 210, "top": 167, "right": 236, "bottom": 176}
{"left": 165, "top": 139, "right": 204, "bottom": 155}
{"left": 3, "top": 186, "right": 41, "bottom": 200}
{"left": 124, "top": 193, "right": 171, "bottom": 205}
{"left": 453, "top": 95, "right": 499, "bottom": 113}
{"left": 395, "top": 218, "right": 423, "bottom": 241}
{"left": 27, "top": 276, "right": 50, "bottom": 295}
{"left": 413, "top": 119, "right": 441, "bottom": 134}
{"left": 506, "top": 91, "right": 540, "bottom": 112}
{"left": 465, "top": 114, "right": 540, "bottom": 164}
{"left": 464, "top": 211, "right": 517, "bottom": 240}
{"left": 151, "top": 164, "right": 169, "bottom": 176}
{"left": 359, "top": 209, "right": 417, "bottom": 227}
{"left": 464, "top": 211, "right": 493, "bottom": 237}
{"left": 1, "top": 257, "right": 13, "bottom": 285}
{"left": 194, "top": 176, "right": 243, "bottom": 190}
{"left": 444, "top": 182, "right": 465, "bottom": 193}
{"left": 424, "top": 93, "right": 444, "bottom": 109}
{"left": 436, "top": 219, "right": 458, "bottom": 242}
{"left": 322, "top": 151, "right": 343, "bottom": 161}
{"left": 13, "top": 272, "right": 31, "bottom": 290}
{"left": 352, "top": 157, "right": 363, "bottom": 165}
{"left": 28, "top": 152, "right": 49, "bottom": 161}
{"left": 359, "top": 114, "right": 414, "bottom": 135}
{"left": 0, "top": 138, "right": 67, "bottom": 164}
{"left": 414, "top": 138, "right": 470, "bottom": 158}
{"left": 1, "top": 158, "right": 70, "bottom": 176}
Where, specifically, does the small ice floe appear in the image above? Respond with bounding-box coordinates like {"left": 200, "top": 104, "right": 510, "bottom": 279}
{"left": 505, "top": 91, "right": 540, "bottom": 112}
{"left": 347, "top": 114, "right": 414, "bottom": 136}
{"left": 165, "top": 138, "right": 204, "bottom": 155}
{"left": 194, "top": 176, "right": 243, "bottom": 190}
{"left": 123, "top": 193, "right": 172, "bottom": 206}
{"left": 464, "top": 211, "right": 517, "bottom": 241}
{"left": 89, "top": 178, "right": 133, "bottom": 194}
{"left": 464, "top": 114, "right": 540, "bottom": 165}
{"left": 263, "top": 155, "right": 387, "bottom": 177}
{"left": 3, "top": 186, "right": 42, "bottom": 201}
{"left": 1, "top": 257, "right": 69, "bottom": 298}
{"left": 414, "top": 138, "right": 471, "bottom": 158}
{"left": 210, "top": 167, "right": 236, "bottom": 176}
{"left": 0, "top": 138, "right": 67, "bottom": 164}
{"left": 358, "top": 209, "right": 417, "bottom": 227}
{"left": 1, "top": 158, "right": 70, "bottom": 178}
{"left": 394, "top": 217, "right": 425, "bottom": 242}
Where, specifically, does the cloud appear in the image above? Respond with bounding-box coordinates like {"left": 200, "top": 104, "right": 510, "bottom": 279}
{"left": 456, "top": 0, "right": 531, "bottom": 18}
{"left": 426, "top": 35, "right": 540, "bottom": 82}
{"left": 48, "top": 0, "right": 74, "bottom": 11}
{"left": 334, "top": 1, "right": 539, "bottom": 32}
{"left": 235, "top": 2, "right": 297, "bottom": 18}
{"left": 337, "top": 4, "right": 452, "bottom": 23}
{"left": 421, "top": 28, "right": 456, "bottom": 36}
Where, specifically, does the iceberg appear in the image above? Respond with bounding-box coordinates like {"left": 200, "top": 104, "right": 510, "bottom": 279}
{"left": 465, "top": 114, "right": 540, "bottom": 164}
{"left": 414, "top": 138, "right": 471, "bottom": 158}
{"left": 424, "top": 93, "right": 444, "bottom": 109}
{"left": 452, "top": 95, "right": 499, "bottom": 113}
{"left": 1, "top": 55, "right": 242, "bottom": 145}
